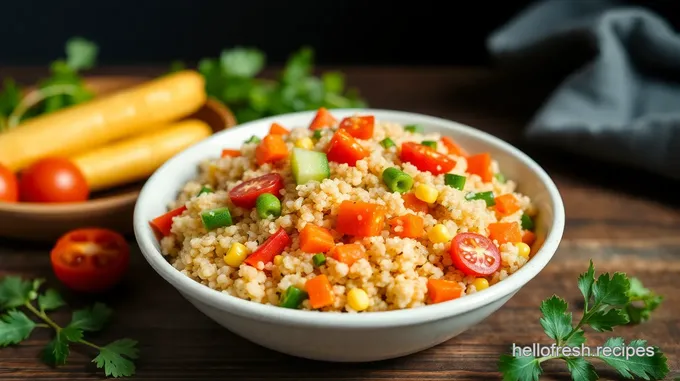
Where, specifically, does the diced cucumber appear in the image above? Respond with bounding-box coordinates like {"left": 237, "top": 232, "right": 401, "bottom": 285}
{"left": 291, "top": 148, "right": 330, "bottom": 185}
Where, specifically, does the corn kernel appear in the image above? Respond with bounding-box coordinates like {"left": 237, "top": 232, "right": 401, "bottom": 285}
{"left": 347, "top": 288, "right": 370, "bottom": 311}
{"left": 224, "top": 242, "right": 249, "bottom": 267}
{"left": 414, "top": 184, "right": 438, "bottom": 204}
{"left": 294, "top": 137, "right": 314, "bottom": 150}
{"left": 516, "top": 242, "right": 531, "bottom": 258}
{"left": 274, "top": 255, "right": 283, "bottom": 266}
{"left": 472, "top": 278, "right": 489, "bottom": 291}
{"left": 428, "top": 224, "right": 451, "bottom": 243}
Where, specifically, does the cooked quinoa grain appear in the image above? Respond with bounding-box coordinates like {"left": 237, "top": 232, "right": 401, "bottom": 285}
{"left": 154, "top": 110, "right": 537, "bottom": 312}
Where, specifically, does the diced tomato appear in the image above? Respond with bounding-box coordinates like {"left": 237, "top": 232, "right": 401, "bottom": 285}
{"left": 441, "top": 136, "right": 468, "bottom": 157}
{"left": 399, "top": 142, "right": 456, "bottom": 175}
{"left": 326, "top": 129, "right": 369, "bottom": 166}
{"left": 338, "top": 115, "right": 375, "bottom": 140}
{"left": 228, "top": 173, "right": 285, "bottom": 209}
{"left": 466, "top": 153, "right": 493, "bottom": 182}
{"left": 488, "top": 222, "right": 522, "bottom": 244}
{"left": 309, "top": 107, "right": 337, "bottom": 130}
{"left": 269, "top": 123, "right": 290, "bottom": 135}
{"left": 402, "top": 193, "right": 429, "bottom": 214}
{"left": 388, "top": 214, "right": 424, "bottom": 238}
{"left": 221, "top": 149, "right": 241, "bottom": 158}
{"left": 330, "top": 243, "right": 367, "bottom": 266}
{"left": 336, "top": 200, "right": 386, "bottom": 237}
{"left": 449, "top": 232, "right": 501, "bottom": 276}
{"left": 522, "top": 230, "right": 536, "bottom": 246}
{"left": 150, "top": 205, "right": 187, "bottom": 237}
{"left": 244, "top": 228, "right": 291, "bottom": 267}
{"left": 256, "top": 134, "right": 289, "bottom": 166}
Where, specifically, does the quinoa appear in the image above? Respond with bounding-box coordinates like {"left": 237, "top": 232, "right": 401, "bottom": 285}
{"left": 158, "top": 116, "right": 537, "bottom": 312}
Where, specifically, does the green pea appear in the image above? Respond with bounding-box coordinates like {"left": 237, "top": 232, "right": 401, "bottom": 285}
{"left": 256, "top": 193, "right": 282, "bottom": 219}
{"left": 382, "top": 167, "right": 414, "bottom": 194}
{"left": 312, "top": 254, "right": 326, "bottom": 267}
{"left": 380, "top": 137, "right": 396, "bottom": 149}
{"left": 312, "top": 130, "right": 323, "bottom": 140}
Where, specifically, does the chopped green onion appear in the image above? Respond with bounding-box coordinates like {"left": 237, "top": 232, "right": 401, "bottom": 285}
{"left": 380, "top": 137, "right": 396, "bottom": 149}
{"left": 279, "top": 286, "right": 308, "bottom": 309}
{"left": 465, "top": 191, "right": 496, "bottom": 207}
{"left": 382, "top": 167, "right": 414, "bottom": 194}
{"left": 256, "top": 193, "right": 282, "bottom": 219}
{"left": 312, "top": 129, "right": 323, "bottom": 140}
{"left": 495, "top": 173, "right": 506, "bottom": 183}
{"left": 444, "top": 174, "right": 466, "bottom": 190}
{"left": 245, "top": 135, "right": 261, "bottom": 144}
{"left": 421, "top": 140, "right": 437, "bottom": 149}
{"left": 312, "top": 254, "right": 326, "bottom": 267}
{"left": 200, "top": 207, "right": 233, "bottom": 230}
{"left": 521, "top": 213, "right": 535, "bottom": 231}
{"left": 197, "top": 186, "right": 213, "bottom": 196}
{"left": 404, "top": 124, "right": 424, "bottom": 133}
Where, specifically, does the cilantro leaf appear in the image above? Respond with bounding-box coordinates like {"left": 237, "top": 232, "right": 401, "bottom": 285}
{"left": 92, "top": 339, "right": 139, "bottom": 378}
{"left": 539, "top": 296, "right": 573, "bottom": 343}
{"left": 0, "top": 276, "right": 33, "bottom": 309}
{"left": 498, "top": 354, "right": 542, "bottom": 381}
{"left": 282, "top": 47, "right": 313, "bottom": 84}
{"left": 598, "top": 338, "right": 668, "bottom": 380}
{"left": 564, "top": 329, "right": 587, "bottom": 347}
{"left": 0, "top": 310, "right": 36, "bottom": 346}
{"left": 565, "top": 357, "right": 598, "bottom": 381}
{"left": 624, "top": 277, "right": 663, "bottom": 324}
{"left": 593, "top": 272, "right": 630, "bottom": 307}
{"left": 61, "top": 326, "right": 83, "bottom": 342}
{"left": 220, "top": 47, "right": 264, "bottom": 78}
{"left": 0, "top": 78, "right": 21, "bottom": 128}
{"left": 38, "top": 289, "right": 66, "bottom": 312}
{"left": 65, "top": 37, "right": 98, "bottom": 71}
{"left": 322, "top": 72, "right": 345, "bottom": 94}
{"left": 577, "top": 260, "right": 595, "bottom": 303}
{"left": 42, "top": 329, "right": 70, "bottom": 366}
{"left": 587, "top": 309, "right": 629, "bottom": 332}
{"left": 68, "top": 302, "right": 112, "bottom": 332}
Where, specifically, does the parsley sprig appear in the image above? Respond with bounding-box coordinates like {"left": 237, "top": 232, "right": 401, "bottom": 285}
{"left": 0, "top": 276, "right": 139, "bottom": 378}
{"left": 498, "top": 261, "right": 668, "bottom": 381}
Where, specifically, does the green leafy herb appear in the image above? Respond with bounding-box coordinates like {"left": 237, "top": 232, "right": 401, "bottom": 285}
{"left": 498, "top": 261, "right": 668, "bottom": 381}
{"left": 179, "top": 46, "right": 367, "bottom": 124}
{"left": 0, "top": 276, "right": 138, "bottom": 378}
{"left": 624, "top": 277, "right": 663, "bottom": 324}
{"left": 0, "top": 37, "right": 98, "bottom": 131}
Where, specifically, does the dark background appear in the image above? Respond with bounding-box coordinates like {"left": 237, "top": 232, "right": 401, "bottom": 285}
{"left": 1, "top": 0, "right": 679, "bottom": 67}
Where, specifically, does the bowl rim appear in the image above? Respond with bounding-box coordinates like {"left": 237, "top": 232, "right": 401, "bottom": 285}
{"left": 134, "top": 108, "right": 565, "bottom": 328}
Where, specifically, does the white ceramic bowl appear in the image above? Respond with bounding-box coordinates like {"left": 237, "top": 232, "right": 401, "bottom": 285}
{"left": 133, "top": 109, "right": 565, "bottom": 362}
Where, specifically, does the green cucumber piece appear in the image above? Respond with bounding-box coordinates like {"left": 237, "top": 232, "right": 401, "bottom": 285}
{"left": 291, "top": 148, "right": 330, "bottom": 185}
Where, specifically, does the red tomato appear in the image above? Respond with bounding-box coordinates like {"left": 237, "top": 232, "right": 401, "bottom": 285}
{"left": 338, "top": 115, "right": 375, "bottom": 140}
{"left": 244, "top": 228, "right": 291, "bottom": 267}
{"left": 309, "top": 107, "right": 337, "bottom": 130}
{"left": 450, "top": 232, "right": 501, "bottom": 276}
{"left": 149, "top": 205, "right": 187, "bottom": 238}
{"left": 326, "top": 129, "right": 369, "bottom": 166}
{"left": 0, "top": 163, "right": 19, "bottom": 202}
{"left": 50, "top": 228, "right": 130, "bottom": 293}
{"left": 228, "top": 173, "right": 285, "bottom": 209}
{"left": 19, "top": 157, "right": 89, "bottom": 203}
{"left": 399, "top": 142, "right": 457, "bottom": 175}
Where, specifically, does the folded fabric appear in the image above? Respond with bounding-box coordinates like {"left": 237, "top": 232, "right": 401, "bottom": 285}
{"left": 487, "top": 0, "right": 680, "bottom": 180}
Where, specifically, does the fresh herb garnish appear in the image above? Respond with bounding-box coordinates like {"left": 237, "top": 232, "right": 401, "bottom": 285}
{"left": 177, "top": 46, "right": 367, "bottom": 124}
{"left": 0, "top": 276, "right": 138, "bottom": 378}
{"left": 0, "top": 37, "right": 98, "bottom": 131}
{"left": 498, "top": 261, "right": 668, "bottom": 381}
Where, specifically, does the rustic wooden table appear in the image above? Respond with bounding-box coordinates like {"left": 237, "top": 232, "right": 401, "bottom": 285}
{"left": 1, "top": 66, "right": 678, "bottom": 380}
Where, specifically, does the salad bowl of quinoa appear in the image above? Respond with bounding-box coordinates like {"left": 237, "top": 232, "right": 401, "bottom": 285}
{"left": 134, "top": 108, "right": 564, "bottom": 362}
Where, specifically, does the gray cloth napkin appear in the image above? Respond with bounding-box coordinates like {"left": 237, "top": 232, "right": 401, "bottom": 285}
{"left": 487, "top": 0, "right": 680, "bottom": 180}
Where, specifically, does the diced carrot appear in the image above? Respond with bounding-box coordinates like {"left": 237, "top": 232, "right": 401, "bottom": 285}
{"left": 466, "top": 153, "right": 493, "bottom": 182}
{"left": 494, "top": 194, "right": 521, "bottom": 216}
{"left": 402, "top": 193, "right": 429, "bottom": 214}
{"left": 488, "top": 222, "right": 522, "bottom": 244}
{"left": 441, "top": 136, "right": 468, "bottom": 157}
{"left": 221, "top": 149, "right": 241, "bottom": 158}
{"left": 522, "top": 231, "right": 536, "bottom": 246}
{"left": 149, "top": 205, "right": 187, "bottom": 237}
{"left": 269, "top": 122, "right": 290, "bottom": 135}
{"left": 335, "top": 200, "right": 387, "bottom": 237}
{"left": 388, "top": 214, "right": 424, "bottom": 238}
{"left": 299, "top": 224, "right": 335, "bottom": 253}
{"left": 427, "top": 278, "right": 463, "bottom": 304}
{"left": 309, "top": 107, "right": 337, "bottom": 130}
{"left": 326, "top": 129, "right": 369, "bottom": 166}
{"left": 255, "top": 134, "right": 289, "bottom": 166}
{"left": 306, "top": 274, "right": 335, "bottom": 309}
{"left": 330, "top": 243, "right": 367, "bottom": 266}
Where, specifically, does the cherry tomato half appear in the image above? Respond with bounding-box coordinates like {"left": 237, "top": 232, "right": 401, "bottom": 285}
{"left": 0, "top": 163, "right": 19, "bottom": 202}
{"left": 228, "top": 173, "right": 285, "bottom": 209}
{"left": 19, "top": 157, "right": 89, "bottom": 203}
{"left": 50, "top": 228, "right": 130, "bottom": 293}
{"left": 399, "top": 142, "right": 457, "bottom": 175}
{"left": 450, "top": 232, "right": 501, "bottom": 276}
{"left": 338, "top": 115, "right": 375, "bottom": 140}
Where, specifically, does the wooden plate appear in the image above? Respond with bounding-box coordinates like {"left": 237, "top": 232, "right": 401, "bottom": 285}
{"left": 0, "top": 76, "right": 237, "bottom": 242}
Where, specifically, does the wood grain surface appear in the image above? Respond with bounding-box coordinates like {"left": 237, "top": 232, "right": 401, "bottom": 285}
{"left": 0, "top": 66, "right": 678, "bottom": 380}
